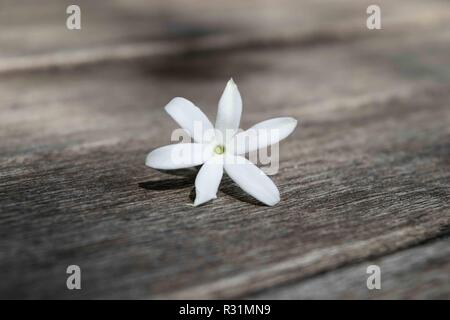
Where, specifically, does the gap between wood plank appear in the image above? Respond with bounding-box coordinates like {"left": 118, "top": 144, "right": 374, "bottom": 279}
{"left": 155, "top": 222, "right": 450, "bottom": 299}
{"left": 249, "top": 234, "right": 450, "bottom": 299}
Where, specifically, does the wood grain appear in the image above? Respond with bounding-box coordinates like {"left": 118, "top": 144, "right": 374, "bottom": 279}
{"left": 250, "top": 237, "right": 450, "bottom": 299}
{"left": 0, "top": 0, "right": 449, "bottom": 299}
{"left": 1, "top": 0, "right": 450, "bottom": 73}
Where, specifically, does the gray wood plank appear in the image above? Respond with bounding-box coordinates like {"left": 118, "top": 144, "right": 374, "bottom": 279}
{"left": 249, "top": 237, "right": 450, "bottom": 299}
{"left": 0, "top": 2, "right": 449, "bottom": 299}
{"left": 1, "top": 0, "right": 449, "bottom": 73}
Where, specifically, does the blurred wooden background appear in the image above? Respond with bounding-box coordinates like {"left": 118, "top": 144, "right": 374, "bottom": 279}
{"left": 0, "top": 0, "right": 449, "bottom": 299}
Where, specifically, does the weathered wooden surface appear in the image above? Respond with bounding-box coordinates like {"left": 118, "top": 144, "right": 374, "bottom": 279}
{"left": 0, "top": 0, "right": 449, "bottom": 299}
{"left": 250, "top": 237, "right": 450, "bottom": 299}
{"left": 2, "top": 0, "right": 450, "bottom": 73}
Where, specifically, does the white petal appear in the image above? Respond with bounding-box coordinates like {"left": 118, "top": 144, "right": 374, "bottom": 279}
{"left": 145, "top": 143, "right": 212, "bottom": 170}
{"left": 194, "top": 156, "right": 224, "bottom": 206}
{"left": 224, "top": 155, "right": 280, "bottom": 206}
{"left": 215, "top": 79, "right": 242, "bottom": 143}
{"left": 165, "top": 97, "right": 214, "bottom": 143}
{"left": 228, "top": 117, "right": 297, "bottom": 155}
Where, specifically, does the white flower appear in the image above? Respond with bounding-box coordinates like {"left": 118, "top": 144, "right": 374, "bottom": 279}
{"left": 145, "top": 79, "right": 297, "bottom": 206}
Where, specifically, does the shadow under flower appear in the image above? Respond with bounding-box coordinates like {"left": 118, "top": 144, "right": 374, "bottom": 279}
{"left": 140, "top": 168, "right": 266, "bottom": 207}
{"left": 138, "top": 178, "right": 193, "bottom": 191}
{"left": 139, "top": 168, "right": 198, "bottom": 191}
{"left": 220, "top": 176, "right": 265, "bottom": 206}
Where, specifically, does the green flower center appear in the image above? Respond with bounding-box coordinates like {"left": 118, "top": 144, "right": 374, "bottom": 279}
{"left": 214, "top": 145, "right": 225, "bottom": 155}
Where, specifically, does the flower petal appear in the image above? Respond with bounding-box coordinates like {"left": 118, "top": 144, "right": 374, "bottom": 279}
{"left": 194, "top": 156, "right": 224, "bottom": 206}
{"left": 165, "top": 97, "right": 214, "bottom": 143}
{"left": 215, "top": 79, "right": 242, "bottom": 143}
{"left": 228, "top": 117, "right": 297, "bottom": 155}
{"left": 146, "top": 143, "right": 212, "bottom": 170}
{"left": 224, "top": 155, "right": 280, "bottom": 206}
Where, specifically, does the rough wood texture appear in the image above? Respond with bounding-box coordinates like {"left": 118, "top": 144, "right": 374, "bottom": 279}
{"left": 250, "top": 237, "right": 450, "bottom": 299}
{"left": 0, "top": 0, "right": 449, "bottom": 299}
